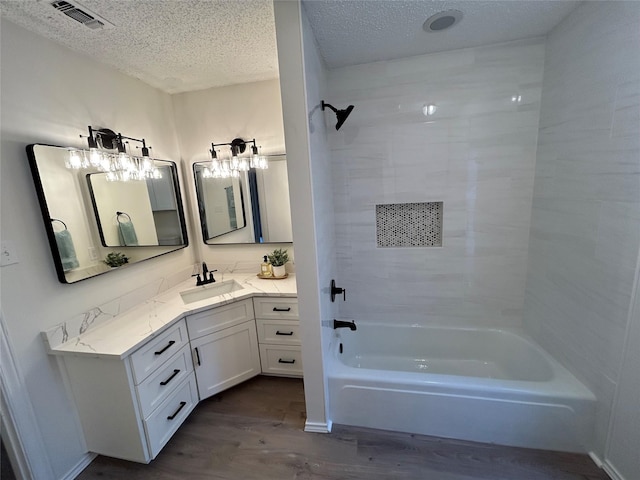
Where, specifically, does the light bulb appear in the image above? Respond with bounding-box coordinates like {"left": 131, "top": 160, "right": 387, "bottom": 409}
{"left": 88, "top": 148, "right": 104, "bottom": 168}
{"left": 66, "top": 148, "right": 84, "bottom": 169}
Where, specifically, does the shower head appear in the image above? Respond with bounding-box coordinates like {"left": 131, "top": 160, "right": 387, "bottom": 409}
{"left": 321, "top": 101, "right": 354, "bottom": 131}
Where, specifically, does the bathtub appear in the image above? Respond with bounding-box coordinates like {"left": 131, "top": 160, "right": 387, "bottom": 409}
{"left": 327, "top": 324, "right": 596, "bottom": 452}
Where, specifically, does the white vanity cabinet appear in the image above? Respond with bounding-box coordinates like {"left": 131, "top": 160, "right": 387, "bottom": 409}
{"left": 254, "top": 297, "right": 303, "bottom": 377}
{"left": 62, "top": 320, "right": 198, "bottom": 463}
{"left": 186, "top": 298, "right": 261, "bottom": 400}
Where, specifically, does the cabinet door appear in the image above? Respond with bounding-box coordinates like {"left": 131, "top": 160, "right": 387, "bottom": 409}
{"left": 190, "top": 320, "right": 260, "bottom": 400}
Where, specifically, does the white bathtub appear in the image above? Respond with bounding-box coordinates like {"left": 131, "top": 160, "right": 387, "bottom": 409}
{"left": 328, "top": 324, "right": 596, "bottom": 452}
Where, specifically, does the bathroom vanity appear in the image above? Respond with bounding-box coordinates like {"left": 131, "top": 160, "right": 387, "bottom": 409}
{"left": 44, "top": 273, "right": 298, "bottom": 463}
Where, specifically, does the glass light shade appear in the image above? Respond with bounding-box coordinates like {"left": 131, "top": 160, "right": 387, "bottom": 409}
{"left": 66, "top": 148, "right": 85, "bottom": 169}
{"left": 88, "top": 148, "right": 104, "bottom": 168}
{"left": 117, "top": 152, "right": 132, "bottom": 171}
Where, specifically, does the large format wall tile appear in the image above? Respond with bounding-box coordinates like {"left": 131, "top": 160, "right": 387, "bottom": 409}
{"left": 523, "top": 1, "right": 640, "bottom": 456}
{"left": 327, "top": 38, "right": 545, "bottom": 329}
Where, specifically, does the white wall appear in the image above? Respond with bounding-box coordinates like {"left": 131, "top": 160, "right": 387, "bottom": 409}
{"left": 272, "top": 0, "right": 336, "bottom": 430}
{"left": 172, "top": 79, "right": 294, "bottom": 272}
{"left": 606, "top": 249, "right": 640, "bottom": 479}
{"left": 327, "top": 39, "right": 545, "bottom": 329}
{"left": 0, "top": 19, "right": 195, "bottom": 479}
{"left": 523, "top": 1, "right": 640, "bottom": 460}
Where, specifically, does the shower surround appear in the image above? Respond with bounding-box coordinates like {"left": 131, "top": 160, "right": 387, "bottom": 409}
{"left": 327, "top": 38, "right": 545, "bottom": 330}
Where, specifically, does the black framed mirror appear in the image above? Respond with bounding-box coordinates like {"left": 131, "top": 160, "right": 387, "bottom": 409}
{"left": 27, "top": 144, "right": 188, "bottom": 284}
{"left": 193, "top": 154, "right": 293, "bottom": 244}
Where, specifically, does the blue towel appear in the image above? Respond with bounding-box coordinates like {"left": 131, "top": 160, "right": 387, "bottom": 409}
{"left": 54, "top": 230, "right": 80, "bottom": 271}
{"left": 117, "top": 220, "right": 138, "bottom": 246}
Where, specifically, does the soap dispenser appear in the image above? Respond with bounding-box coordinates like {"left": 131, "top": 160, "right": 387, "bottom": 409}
{"left": 261, "top": 255, "right": 272, "bottom": 277}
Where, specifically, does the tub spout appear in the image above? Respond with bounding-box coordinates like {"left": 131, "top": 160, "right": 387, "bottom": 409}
{"left": 333, "top": 319, "right": 357, "bottom": 331}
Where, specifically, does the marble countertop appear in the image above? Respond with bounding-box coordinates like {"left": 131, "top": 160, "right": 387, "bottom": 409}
{"left": 47, "top": 272, "right": 297, "bottom": 359}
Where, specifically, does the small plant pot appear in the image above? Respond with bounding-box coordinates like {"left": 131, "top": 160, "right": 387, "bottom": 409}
{"left": 272, "top": 265, "right": 286, "bottom": 278}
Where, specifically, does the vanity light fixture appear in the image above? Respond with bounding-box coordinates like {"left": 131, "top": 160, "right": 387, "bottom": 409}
{"left": 321, "top": 101, "right": 354, "bottom": 130}
{"left": 67, "top": 126, "right": 161, "bottom": 182}
{"left": 203, "top": 138, "right": 268, "bottom": 179}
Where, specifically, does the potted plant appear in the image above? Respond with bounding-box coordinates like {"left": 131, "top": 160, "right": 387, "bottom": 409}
{"left": 103, "top": 252, "right": 129, "bottom": 268}
{"left": 267, "top": 248, "right": 289, "bottom": 278}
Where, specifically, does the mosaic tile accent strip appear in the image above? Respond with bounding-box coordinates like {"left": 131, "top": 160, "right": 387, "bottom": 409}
{"left": 376, "top": 202, "right": 443, "bottom": 247}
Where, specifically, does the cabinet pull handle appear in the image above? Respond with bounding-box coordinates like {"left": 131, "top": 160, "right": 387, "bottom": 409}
{"left": 275, "top": 331, "right": 294, "bottom": 336}
{"left": 160, "top": 369, "right": 180, "bottom": 386}
{"left": 167, "top": 401, "right": 187, "bottom": 420}
{"left": 194, "top": 347, "right": 201, "bottom": 366}
{"left": 154, "top": 340, "right": 175, "bottom": 355}
{"left": 273, "top": 307, "right": 291, "bottom": 312}
{"left": 278, "top": 358, "right": 296, "bottom": 364}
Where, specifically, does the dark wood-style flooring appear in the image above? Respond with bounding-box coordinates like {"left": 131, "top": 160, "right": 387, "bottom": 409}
{"left": 78, "top": 376, "right": 608, "bottom": 480}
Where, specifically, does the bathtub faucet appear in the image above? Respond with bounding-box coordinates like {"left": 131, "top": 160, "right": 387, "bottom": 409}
{"left": 333, "top": 319, "right": 357, "bottom": 331}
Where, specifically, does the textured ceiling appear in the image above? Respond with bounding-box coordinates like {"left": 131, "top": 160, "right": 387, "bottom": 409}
{"left": 0, "top": 0, "right": 279, "bottom": 94}
{"left": 302, "top": 0, "right": 581, "bottom": 69}
{"left": 0, "top": 0, "right": 581, "bottom": 94}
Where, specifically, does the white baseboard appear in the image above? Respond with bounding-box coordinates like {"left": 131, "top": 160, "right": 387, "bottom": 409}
{"left": 304, "top": 420, "right": 332, "bottom": 433}
{"left": 588, "top": 451, "right": 604, "bottom": 468}
{"left": 603, "top": 461, "right": 625, "bottom": 480}
{"left": 61, "top": 453, "right": 96, "bottom": 480}
{"left": 589, "top": 452, "right": 625, "bottom": 480}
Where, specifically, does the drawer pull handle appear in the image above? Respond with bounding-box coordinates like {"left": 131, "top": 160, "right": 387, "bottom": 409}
{"left": 154, "top": 340, "right": 175, "bottom": 355}
{"left": 160, "top": 369, "right": 180, "bottom": 386}
{"left": 194, "top": 347, "right": 201, "bottom": 366}
{"left": 276, "top": 331, "right": 294, "bottom": 336}
{"left": 278, "top": 358, "right": 296, "bottom": 364}
{"left": 273, "top": 307, "right": 291, "bottom": 312}
{"left": 167, "top": 401, "right": 187, "bottom": 420}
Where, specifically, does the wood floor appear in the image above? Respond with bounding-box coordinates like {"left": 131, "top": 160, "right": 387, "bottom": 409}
{"left": 78, "top": 376, "right": 608, "bottom": 480}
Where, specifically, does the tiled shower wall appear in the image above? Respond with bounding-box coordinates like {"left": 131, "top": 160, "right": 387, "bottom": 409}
{"left": 328, "top": 38, "right": 545, "bottom": 328}
{"left": 523, "top": 1, "right": 640, "bottom": 457}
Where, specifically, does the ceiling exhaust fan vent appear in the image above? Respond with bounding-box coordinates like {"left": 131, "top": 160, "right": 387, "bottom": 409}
{"left": 50, "top": 1, "right": 113, "bottom": 30}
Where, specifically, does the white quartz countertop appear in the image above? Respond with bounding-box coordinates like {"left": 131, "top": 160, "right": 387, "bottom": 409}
{"left": 47, "top": 272, "right": 297, "bottom": 359}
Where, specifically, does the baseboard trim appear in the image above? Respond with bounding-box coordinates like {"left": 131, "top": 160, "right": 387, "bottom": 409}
{"left": 61, "top": 453, "right": 96, "bottom": 480}
{"left": 304, "top": 420, "right": 332, "bottom": 433}
{"left": 602, "top": 461, "right": 625, "bottom": 480}
{"left": 588, "top": 451, "right": 604, "bottom": 468}
{"left": 589, "top": 452, "right": 625, "bottom": 480}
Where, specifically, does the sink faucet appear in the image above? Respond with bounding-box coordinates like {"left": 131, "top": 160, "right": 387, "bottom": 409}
{"left": 333, "top": 319, "right": 357, "bottom": 331}
{"left": 196, "top": 262, "right": 217, "bottom": 286}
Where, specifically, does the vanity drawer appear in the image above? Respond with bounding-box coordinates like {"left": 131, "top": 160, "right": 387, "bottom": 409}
{"left": 136, "top": 344, "right": 194, "bottom": 419}
{"left": 145, "top": 372, "right": 198, "bottom": 459}
{"left": 186, "top": 298, "right": 254, "bottom": 340}
{"left": 259, "top": 345, "right": 303, "bottom": 377}
{"left": 253, "top": 297, "right": 298, "bottom": 320}
{"left": 256, "top": 319, "right": 301, "bottom": 345}
{"left": 129, "top": 320, "right": 189, "bottom": 385}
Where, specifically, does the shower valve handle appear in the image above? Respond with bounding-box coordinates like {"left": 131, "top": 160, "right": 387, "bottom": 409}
{"left": 330, "top": 279, "right": 346, "bottom": 302}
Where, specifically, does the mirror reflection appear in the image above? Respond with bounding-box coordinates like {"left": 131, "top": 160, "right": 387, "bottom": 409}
{"left": 193, "top": 154, "right": 293, "bottom": 244}
{"left": 27, "top": 144, "right": 188, "bottom": 284}
{"left": 193, "top": 173, "right": 246, "bottom": 239}
{"left": 87, "top": 164, "right": 185, "bottom": 247}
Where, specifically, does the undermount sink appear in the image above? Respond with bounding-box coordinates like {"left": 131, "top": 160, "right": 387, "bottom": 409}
{"left": 180, "top": 279, "right": 244, "bottom": 304}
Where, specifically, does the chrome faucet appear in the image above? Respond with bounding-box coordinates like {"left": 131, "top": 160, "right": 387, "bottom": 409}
{"left": 196, "top": 262, "right": 217, "bottom": 286}
{"left": 333, "top": 319, "right": 357, "bottom": 331}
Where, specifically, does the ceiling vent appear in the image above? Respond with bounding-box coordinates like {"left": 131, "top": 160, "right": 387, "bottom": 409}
{"left": 50, "top": 1, "right": 114, "bottom": 30}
